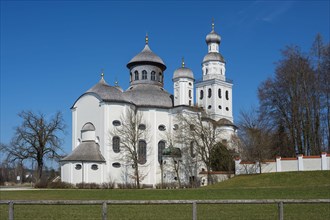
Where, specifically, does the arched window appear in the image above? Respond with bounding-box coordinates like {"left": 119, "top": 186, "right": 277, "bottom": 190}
{"left": 142, "top": 70, "right": 147, "bottom": 80}
{"left": 134, "top": 71, "right": 139, "bottom": 80}
{"left": 158, "top": 141, "right": 166, "bottom": 164}
{"left": 200, "top": 90, "right": 204, "bottom": 100}
{"left": 112, "top": 136, "right": 120, "bottom": 153}
{"left": 159, "top": 72, "right": 163, "bottom": 82}
{"left": 218, "top": 89, "right": 222, "bottom": 98}
{"left": 112, "top": 120, "right": 121, "bottom": 126}
{"left": 208, "top": 88, "right": 212, "bottom": 98}
{"left": 151, "top": 71, "right": 156, "bottom": 81}
{"left": 190, "top": 141, "right": 195, "bottom": 158}
{"left": 158, "top": 124, "right": 166, "bottom": 131}
{"left": 130, "top": 72, "right": 132, "bottom": 82}
{"left": 138, "top": 140, "right": 147, "bottom": 164}
{"left": 189, "top": 90, "right": 192, "bottom": 98}
{"left": 226, "top": 91, "right": 229, "bottom": 100}
{"left": 75, "top": 164, "right": 82, "bottom": 170}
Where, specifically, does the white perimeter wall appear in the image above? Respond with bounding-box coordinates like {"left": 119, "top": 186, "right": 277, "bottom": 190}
{"left": 235, "top": 153, "right": 330, "bottom": 175}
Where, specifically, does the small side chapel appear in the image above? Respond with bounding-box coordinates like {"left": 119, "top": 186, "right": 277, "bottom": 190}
{"left": 60, "top": 22, "right": 237, "bottom": 187}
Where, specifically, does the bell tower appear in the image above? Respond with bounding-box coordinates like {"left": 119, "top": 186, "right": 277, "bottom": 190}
{"left": 195, "top": 21, "right": 233, "bottom": 122}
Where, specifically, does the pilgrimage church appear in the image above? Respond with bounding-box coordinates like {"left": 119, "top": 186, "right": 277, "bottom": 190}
{"left": 60, "top": 22, "right": 237, "bottom": 187}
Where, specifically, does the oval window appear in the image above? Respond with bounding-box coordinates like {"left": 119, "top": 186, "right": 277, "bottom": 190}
{"left": 91, "top": 164, "right": 98, "bottom": 170}
{"left": 75, "top": 164, "right": 82, "bottom": 170}
{"left": 112, "top": 120, "right": 121, "bottom": 126}
{"left": 173, "top": 124, "right": 179, "bottom": 130}
{"left": 138, "top": 124, "right": 146, "bottom": 130}
{"left": 112, "top": 162, "right": 121, "bottom": 168}
{"left": 158, "top": 125, "right": 166, "bottom": 131}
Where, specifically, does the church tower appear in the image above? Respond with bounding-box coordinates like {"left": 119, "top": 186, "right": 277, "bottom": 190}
{"left": 173, "top": 58, "right": 194, "bottom": 106}
{"left": 195, "top": 21, "right": 233, "bottom": 122}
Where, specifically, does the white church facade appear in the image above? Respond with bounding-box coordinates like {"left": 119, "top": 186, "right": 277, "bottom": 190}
{"left": 60, "top": 23, "right": 237, "bottom": 187}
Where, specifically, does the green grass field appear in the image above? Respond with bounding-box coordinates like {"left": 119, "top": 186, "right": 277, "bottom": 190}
{"left": 1, "top": 171, "right": 329, "bottom": 219}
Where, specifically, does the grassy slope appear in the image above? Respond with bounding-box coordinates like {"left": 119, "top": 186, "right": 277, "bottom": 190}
{"left": 0, "top": 171, "right": 329, "bottom": 220}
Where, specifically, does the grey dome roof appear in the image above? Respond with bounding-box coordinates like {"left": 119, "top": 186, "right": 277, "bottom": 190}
{"left": 85, "top": 78, "right": 129, "bottom": 103}
{"left": 124, "top": 84, "right": 173, "bottom": 108}
{"left": 81, "top": 122, "right": 95, "bottom": 131}
{"left": 173, "top": 67, "right": 194, "bottom": 80}
{"left": 127, "top": 44, "right": 166, "bottom": 71}
{"left": 61, "top": 141, "right": 106, "bottom": 162}
{"left": 206, "top": 30, "right": 221, "bottom": 44}
{"left": 203, "top": 52, "right": 225, "bottom": 63}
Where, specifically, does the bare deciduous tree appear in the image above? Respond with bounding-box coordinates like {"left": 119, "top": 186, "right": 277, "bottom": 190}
{"left": 238, "top": 108, "right": 273, "bottom": 173}
{"left": 258, "top": 36, "right": 329, "bottom": 155}
{"left": 2, "top": 111, "right": 65, "bottom": 182}
{"left": 175, "top": 112, "right": 224, "bottom": 185}
{"left": 110, "top": 107, "right": 150, "bottom": 189}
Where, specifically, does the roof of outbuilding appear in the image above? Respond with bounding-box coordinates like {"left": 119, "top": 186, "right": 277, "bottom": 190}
{"left": 203, "top": 52, "right": 225, "bottom": 63}
{"left": 127, "top": 44, "right": 166, "bottom": 71}
{"left": 60, "top": 141, "right": 106, "bottom": 162}
{"left": 124, "top": 84, "right": 173, "bottom": 108}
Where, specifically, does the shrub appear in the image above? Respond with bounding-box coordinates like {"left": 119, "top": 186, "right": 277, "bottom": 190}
{"left": 47, "top": 181, "right": 75, "bottom": 189}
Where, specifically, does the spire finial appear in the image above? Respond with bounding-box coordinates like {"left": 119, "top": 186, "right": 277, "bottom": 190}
{"left": 212, "top": 18, "right": 215, "bottom": 31}
{"left": 182, "top": 57, "right": 185, "bottom": 68}
{"left": 115, "top": 77, "right": 118, "bottom": 86}
{"left": 145, "top": 32, "right": 149, "bottom": 45}
{"left": 101, "top": 69, "right": 104, "bottom": 79}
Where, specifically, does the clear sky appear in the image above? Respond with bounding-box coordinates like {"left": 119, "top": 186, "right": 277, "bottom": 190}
{"left": 1, "top": 0, "right": 329, "bottom": 156}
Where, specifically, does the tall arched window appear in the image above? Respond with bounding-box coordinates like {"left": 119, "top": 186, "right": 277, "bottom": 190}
{"left": 159, "top": 72, "right": 163, "bottom": 82}
{"left": 208, "top": 88, "right": 212, "bottom": 98}
{"left": 130, "top": 72, "right": 132, "bottom": 82}
{"left": 226, "top": 91, "right": 229, "bottom": 100}
{"left": 200, "top": 90, "right": 204, "bottom": 100}
{"left": 138, "top": 140, "right": 147, "bottom": 164}
{"left": 134, "top": 71, "right": 139, "bottom": 80}
{"left": 151, "top": 71, "right": 156, "bottom": 81}
{"left": 158, "top": 141, "right": 166, "bottom": 164}
{"left": 189, "top": 90, "right": 192, "bottom": 99}
{"left": 218, "top": 89, "right": 222, "bottom": 98}
{"left": 142, "top": 70, "right": 147, "bottom": 80}
{"left": 190, "top": 141, "right": 195, "bottom": 158}
{"left": 112, "top": 136, "right": 120, "bottom": 153}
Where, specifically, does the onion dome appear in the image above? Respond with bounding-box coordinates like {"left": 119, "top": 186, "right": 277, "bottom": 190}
{"left": 205, "top": 21, "right": 221, "bottom": 44}
{"left": 127, "top": 34, "right": 166, "bottom": 71}
{"left": 173, "top": 58, "right": 194, "bottom": 80}
{"left": 203, "top": 52, "right": 225, "bottom": 63}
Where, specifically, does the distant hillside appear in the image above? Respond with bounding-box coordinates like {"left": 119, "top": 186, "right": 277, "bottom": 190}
{"left": 207, "top": 171, "right": 330, "bottom": 189}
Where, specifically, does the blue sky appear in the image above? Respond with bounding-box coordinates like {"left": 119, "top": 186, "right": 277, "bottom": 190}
{"left": 1, "top": 0, "right": 329, "bottom": 156}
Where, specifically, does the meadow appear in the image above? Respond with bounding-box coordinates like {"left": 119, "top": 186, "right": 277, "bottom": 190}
{"left": 0, "top": 171, "right": 329, "bottom": 219}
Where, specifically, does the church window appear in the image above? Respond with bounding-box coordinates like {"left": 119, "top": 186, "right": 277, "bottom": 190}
{"left": 205, "top": 68, "right": 208, "bottom": 75}
{"left": 138, "top": 124, "right": 146, "bottom": 130}
{"left": 218, "top": 105, "right": 222, "bottom": 109}
{"left": 159, "top": 72, "right": 163, "bottom": 82}
{"left": 142, "top": 70, "right": 147, "bottom": 80}
{"left": 200, "top": 90, "right": 204, "bottom": 99}
{"left": 91, "top": 164, "right": 98, "bottom": 170}
{"left": 190, "top": 141, "right": 195, "bottom": 158}
{"left": 226, "top": 91, "right": 229, "bottom": 100}
{"left": 138, "top": 140, "right": 147, "bottom": 164}
{"left": 189, "top": 90, "right": 192, "bottom": 98}
{"left": 75, "top": 164, "right": 82, "bottom": 170}
{"left": 158, "top": 124, "right": 166, "bottom": 131}
{"left": 158, "top": 141, "right": 166, "bottom": 164}
{"left": 208, "top": 105, "right": 212, "bottom": 109}
{"left": 112, "top": 162, "right": 121, "bottom": 168}
{"left": 112, "top": 120, "right": 121, "bottom": 126}
{"left": 173, "top": 124, "right": 179, "bottom": 130}
{"left": 189, "top": 82, "right": 192, "bottom": 86}
{"left": 189, "top": 100, "right": 192, "bottom": 106}
{"left": 130, "top": 72, "right": 132, "bottom": 82}
{"left": 135, "top": 71, "right": 139, "bottom": 80}
{"left": 151, "top": 71, "right": 156, "bottom": 81}
{"left": 226, "top": 107, "right": 229, "bottom": 111}
{"left": 112, "top": 136, "right": 120, "bottom": 153}
{"left": 218, "top": 89, "right": 222, "bottom": 98}
{"left": 208, "top": 88, "right": 212, "bottom": 98}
